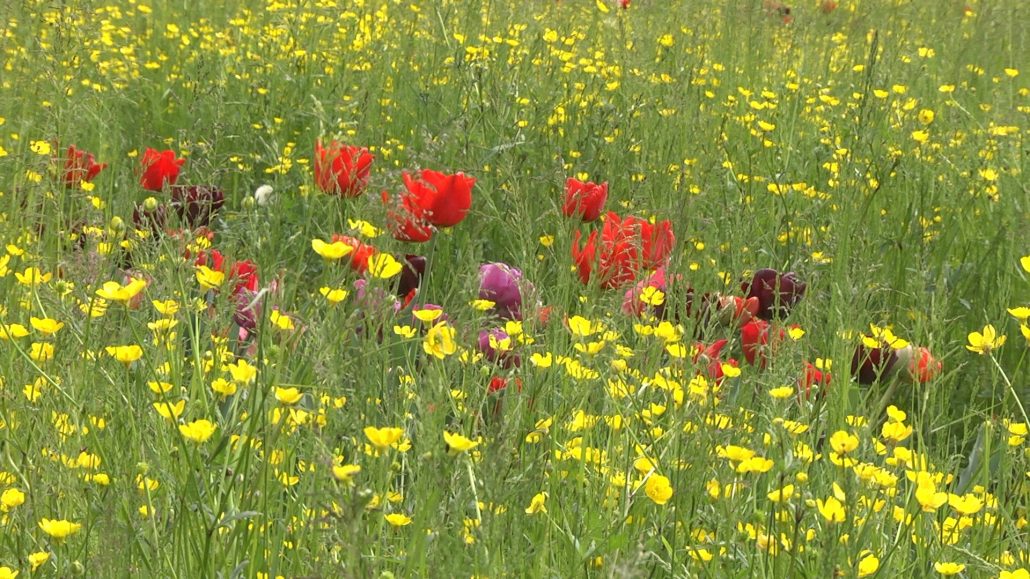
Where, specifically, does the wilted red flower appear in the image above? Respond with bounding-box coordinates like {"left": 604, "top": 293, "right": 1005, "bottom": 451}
{"left": 741, "top": 268, "right": 807, "bottom": 320}
{"left": 171, "top": 185, "right": 224, "bottom": 229}
{"left": 229, "top": 259, "right": 259, "bottom": 297}
{"left": 62, "top": 145, "right": 106, "bottom": 188}
{"left": 140, "top": 148, "right": 185, "bottom": 191}
{"left": 571, "top": 212, "right": 675, "bottom": 289}
{"left": 314, "top": 140, "right": 374, "bottom": 197}
{"left": 401, "top": 169, "right": 475, "bottom": 228}
{"left": 562, "top": 178, "right": 608, "bottom": 222}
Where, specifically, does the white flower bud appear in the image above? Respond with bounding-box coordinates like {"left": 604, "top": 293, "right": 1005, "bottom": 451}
{"left": 254, "top": 184, "right": 274, "bottom": 206}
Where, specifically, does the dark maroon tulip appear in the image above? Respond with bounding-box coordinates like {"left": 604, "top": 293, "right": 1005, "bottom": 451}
{"left": 396, "top": 255, "right": 427, "bottom": 305}
{"left": 132, "top": 197, "right": 167, "bottom": 236}
{"left": 171, "top": 185, "right": 225, "bottom": 229}
{"left": 479, "top": 262, "right": 525, "bottom": 320}
{"left": 478, "top": 328, "right": 520, "bottom": 368}
{"left": 741, "top": 268, "right": 806, "bottom": 320}
{"left": 851, "top": 344, "right": 898, "bottom": 385}
{"left": 233, "top": 289, "right": 261, "bottom": 331}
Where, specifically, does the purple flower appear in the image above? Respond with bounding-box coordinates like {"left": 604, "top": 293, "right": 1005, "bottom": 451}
{"left": 479, "top": 262, "right": 525, "bottom": 320}
{"left": 233, "top": 289, "right": 261, "bottom": 331}
{"left": 477, "top": 328, "right": 519, "bottom": 368}
{"left": 741, "top": 268, "right": 807, "bottom": 320}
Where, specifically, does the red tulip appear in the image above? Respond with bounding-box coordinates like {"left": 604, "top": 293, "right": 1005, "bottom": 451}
{"left": 194, "top": 249, "right": 224, "bottom": 272}
{"left": 140, "top": 148, "right": 185, "bottom": 191}
{"left": 799, "top": 361, "right": 831, "bottom": 399}
{"left": 229, "top": 259, "right": 259, "bottom": 296}
{"left": 571, "top": 212, "right": 675, "bottom": 289}
{"left": 383, "top": 190, "right": 434, "bottom": 242}
{"left": 562, "top": 178, "right": 608, "bottom": 222}
{"left": 330, "top": 234, "right": 377, "bottom": 273}
{"left": 906, "top": 346, "right": 942, "bottom": 383}
{"left": 740, "top": 319, "right": 788, "bottom": 369}
{"left": 314, "top": 140, "right": 373, "bottom": 197}
{"left": 62, "top": 145, "right": 106, "bottom": 188}
{"left": 402, "top": 169, "right": 475, "bottom": 228}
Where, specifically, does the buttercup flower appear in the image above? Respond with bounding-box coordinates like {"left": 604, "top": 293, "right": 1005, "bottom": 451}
{"left": 39, "top": 518, "right": 82, "bottom": 540}
{"left": 443, "top": 431, "right": 480, "bottom": 453}
{"left": 179, "top": 419, "right": 217, "bottom": 443}
{"left": 967, "top": 324, "right": 1006, "bottom": 354}
{"left": 364, "top": 426, "right": 404, "bottom": 450}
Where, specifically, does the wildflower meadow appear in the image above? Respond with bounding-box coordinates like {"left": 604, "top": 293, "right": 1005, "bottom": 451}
{"left": 0, "top": 0, "right": 1028, "bottom": 576}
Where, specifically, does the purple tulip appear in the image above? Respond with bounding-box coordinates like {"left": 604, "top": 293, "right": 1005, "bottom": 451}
{"left": 741, "top": 268, "right": 807, "bottom": 320}
{"left": 479, "top": 262, "right": 525, "bottom": 320}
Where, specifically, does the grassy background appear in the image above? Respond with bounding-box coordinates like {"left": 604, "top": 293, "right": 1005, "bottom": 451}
{"left": 0, "top": 0, "right": 1027, "bottom": 576}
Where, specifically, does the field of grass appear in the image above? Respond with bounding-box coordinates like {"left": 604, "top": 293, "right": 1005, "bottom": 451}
{"left": 0, "top": 0, "right": 1027, "bottom": 576}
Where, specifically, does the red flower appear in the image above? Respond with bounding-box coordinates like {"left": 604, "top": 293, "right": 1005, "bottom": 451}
{"left": 62, "top": 145, "right": 106, "bottom": 188}
{"left": 314, "top": 140, "right": 373, "bottom": 197}
{"left": 562, "top": 178, "right": 608, "bottom": 222}
{"left": 330, "top": 234, "right": 377, "bottom": 273}
{"left": 140, "top": 148, "right": 185, "bottom": 191}
{"left": 905, "top": 346, "right": 942, "bottom": 383}
{"left": 571, "top": 212, "right": 675, "bottom": 289}
{"left": 383, "top": 190, "right": 434, "bottom": 242}
{"left": 740, "top": 319, "right": 788, "bottom": 369}
{"left": 195, "top": 249, "right": 224, "bottom": 271}
{"left": 401, "top": 169, "right": 475, "bottom": 228}
{"left": 798, "top": 361, "right": 831, "bottom": 399}
{"left": 229, "top": 259, "right": 259, "bottom": 296}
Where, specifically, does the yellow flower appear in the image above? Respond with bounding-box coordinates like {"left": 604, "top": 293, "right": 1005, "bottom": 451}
{"left": 96, "top": 278, "right": 147, "bottom": 302}
{"left": 210, "top": 378, "right": 236, "bottom": 398}
{"left": 530, "top": 352, "right": 553, "bottom": 368}
{"left": 319, "top": 286, "right": 348, "bottom": 304}
{"left": 147, "top": 381, "right": 174, "bottom": 395}
{"left": 525, "top": 492, "right": 548, "bottom": 514}
{"left": 423, "top": 322, "right": 457, "bottom": 359}
{"left": 967, "top": 324, "right": 1006, "bottom": 354}
{"left": 1, "top": 487, "right": 25, "bottom": 511}
{"left": 1022, "top": 255, "right": 1030, "bottom": 273}
{"left": 413, "top": 307, "right": 443, "bottom": 323}
{"left": 384, "top": 513, "right": 412, "bottom": 527}
{"left": 364, "top": 426, "right": 405, "bottom": 450}
{"left": 30, "top": 140, "right": 51, "bottom": 155}
{"left": 28, "top": 551, "right": 50, "bottom": 571}
{"left": 106, "top": 344, "right": 143, "bottom": 365}
{"left": 857, "top": 552, "right": 880, "bottom": 577}
{"left": 948, "top": 493, "right": 983, "bottom": 516}
{"left": 226, "top": 359, "right": 257, "bottom": 384}
{"left": 767, "top": 484, "right": 794, "bottom": 503}
{"left": 269, "top": 309, "right": 294, "bottom": 331}
{"left": 567, "top": 315, "right": 602, "bottom": 337}
{"left": 195, "top": 266, "right": 225, "bottom": 290}
{"left": 30, "top": 317, "right": 64, "bottom": 335}
{"left": 933, "top": 562, "right": 965, "bottom": 575}
{"left": 274, "top": 386, "right": 303, "bottom": 405}
{"left": 817, "top": 496, "right": 846, "bottom": 523}
{"left": 0, "top": 323, "right": 29, "bottom": 340}
{"left": 152, "top": 299, "right": 180, "bottom": 316}
{"left": 15, "top": 267, "right": 51, "bottom": 286}
{"left": 179, "top": 419, "right": 217, "bottom": 443}
{"left": 0, "top": 567, "right": 16, "bottom": 579}
{"left": 1000, "top": 570, "right": 1030, "bottom": 579}
{"left": 39, "top": 517, "right": 82, "bottom": 540}
{"left": 769, "top": 386, "right": 794, "bottom": 399}
{"left": 443, "top": 431, "right": 479, "bottom": 454}
{"left": 639, "top": 286, "right": 665, "bottom": 306}
{"left": 644, "top": 474, "right": 674, "bottom": 505}
{"left": 311, "top": 238, "right": 353, "bottom": 260}
{"left": 829, "top": 431, "right": 859, "bottom": 454}
{"left": 368, "top": 253, "right": 402, "bottom": 279}
{"left": 30, "top": 342, "right": 55, "bottom": 362}
{"left": 393, "top": 325, "right": 417, "bottom": 338}
{"left": 736, "top": 456, "right": 774, "bottom": 474}
{"left": 332, "top": 464, "right": 361, "bottom": 483}
{"left": 153, "top": 400, "right": 186, "bottom": 420}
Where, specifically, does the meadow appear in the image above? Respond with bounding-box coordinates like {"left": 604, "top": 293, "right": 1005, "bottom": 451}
{"left": 0, "top": 0, "right": 1027, "bottom": 576}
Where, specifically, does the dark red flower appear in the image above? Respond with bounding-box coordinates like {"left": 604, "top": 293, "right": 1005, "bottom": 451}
{"left": 562, "top": 178, "right": 608, "bottom": 222}
{"left": 314, "top": 140, "right": 374, "bottom": 197}
{"left": 396, "top": 255, "right": 427, "bottom": 306}
{"left": 571, "top": 212, "right": 675, "bottom": 289}
{"left": 62, "top": 145, "right": 106, "bottom": 188}
{"left": 171, "top": 185, "right": 224, "bottom": 229}
{"left": 741, "top": 268, "right": 806, "bottom": 320}
{"left": 851, "top": 344, "right": 899, "bottom": 385}
{"left": 401, "top": 169, "right": 475, "bottom": 228}
{"left": 140, "top": 148, "right": 185, "bottom": 191}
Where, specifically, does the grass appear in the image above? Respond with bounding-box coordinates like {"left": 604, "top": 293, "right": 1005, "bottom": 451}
{"left": 0, "top": 0, "right": 1027, "bottom": 576}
